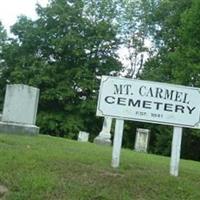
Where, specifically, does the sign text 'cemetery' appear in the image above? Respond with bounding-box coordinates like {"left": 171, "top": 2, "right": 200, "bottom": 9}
{"left": 97, "top": 76, "right": 200, "bottom": 128}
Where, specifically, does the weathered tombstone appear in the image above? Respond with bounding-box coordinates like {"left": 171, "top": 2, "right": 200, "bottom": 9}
{"left": 0, "top": 84, "right": 40, "bottom": 135}
{"left": 78, "top": 131, "right": 89, "bottom": 142}
{"left": 94, "top": 117, "right": 112, "bottom": 146}
{"left": 134, "top": 128, "right": 150, "bottom": 152}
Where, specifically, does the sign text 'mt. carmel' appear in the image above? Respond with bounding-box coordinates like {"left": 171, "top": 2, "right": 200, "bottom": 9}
{"left": 97, "top": 76, "right": 200, "bottom": 128}
{"left": 105, "top": 84, "right": 195, "bottom": 115}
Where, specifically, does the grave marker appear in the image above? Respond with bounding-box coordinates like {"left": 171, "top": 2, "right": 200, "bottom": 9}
{"left": 134, "top": 128, "right": 150, "bottom": 153}
{"left": 78, "top": 131, "right": 89, "bottom": 142}
{"left": 94, "top": 117, "right": 112, "bottom": 145}
{"left": 0, "top": 84, "right": 40, "bottom": 135}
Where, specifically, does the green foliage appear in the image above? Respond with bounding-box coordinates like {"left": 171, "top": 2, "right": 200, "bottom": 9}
{"left": 0, "top": 22, "right": 7, "bottom": 46}
{"left": 0, "top": 23, "right": 8, "bottom": 110}
{"left": 139, "top": 0, "right": 200, "bottom": 160}
{"left": 0, "top": 0, "right": 122, "bottom": 138}
{"left": 0, "top": 0, "right": 200, "bottom": 161}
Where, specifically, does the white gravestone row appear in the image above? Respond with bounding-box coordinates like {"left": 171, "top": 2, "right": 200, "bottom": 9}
{"left": 93, "top": 117, "right": 151, "bottom": 154}
{"left": 0, "top": 84, "right": 40, "bottom": 135}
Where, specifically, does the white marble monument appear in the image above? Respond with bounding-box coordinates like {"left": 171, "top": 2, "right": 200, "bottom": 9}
{"left": 78, "top": 131, "right": 89, "bottom": 142}
{"left": 94, "top": 117, "right": 112, "bottom": 145}
{"left": 134, "top": 128, "right": 150, "bottom": 152}
{"left": 0, "top": 84, "right": 40, "bottom": 135}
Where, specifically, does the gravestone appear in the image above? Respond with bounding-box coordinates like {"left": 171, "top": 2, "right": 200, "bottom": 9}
{"left": 134, "top": 128, "right": 150, "bottom": 152}
{"left": 78, "top": 131, "right": 89, "bottom": 142}
{"left": 94, "top": 117, "right": 112, "bottom": 146}
{"left": 0, "top": 84, "right": 40, "bottom": 135}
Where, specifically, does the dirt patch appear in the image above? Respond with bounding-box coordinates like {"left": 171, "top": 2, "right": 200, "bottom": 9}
{"left": 100, "top": 170, "right": 124, "bottom": 178}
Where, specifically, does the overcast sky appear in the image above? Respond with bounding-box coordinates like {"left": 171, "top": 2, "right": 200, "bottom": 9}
{"left": 0, "top": 0, "right": 149, "bottom": 68}
{"left": 0, "top": 0, "right": 48, "bottom": 31}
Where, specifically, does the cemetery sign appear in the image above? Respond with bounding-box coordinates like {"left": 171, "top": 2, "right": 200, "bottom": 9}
{"left": 97, "top": 76, "right": 200, "bottom": 128}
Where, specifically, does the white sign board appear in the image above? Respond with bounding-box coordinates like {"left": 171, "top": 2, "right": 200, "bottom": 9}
{"left": 97, "top": 76, "right": 200, "bottom": 129}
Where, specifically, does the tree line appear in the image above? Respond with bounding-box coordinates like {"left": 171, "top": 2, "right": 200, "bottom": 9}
{"left": 0, "top": 0, "right": 200, "bottom": 160}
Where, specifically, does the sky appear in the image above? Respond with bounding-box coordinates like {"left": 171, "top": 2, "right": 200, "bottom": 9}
{"left": 0, "top": 0, "right": 130, "bottom": 66}
{"left": 0, "top": 0, "right": 48, "bottom": 32}
{"left": 0, "top": 0, "right": 149, "bottom": 69}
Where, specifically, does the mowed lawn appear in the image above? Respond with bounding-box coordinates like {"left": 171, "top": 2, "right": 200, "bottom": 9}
{"left": 0, "top": 133, "right": 200, "bottom": 200}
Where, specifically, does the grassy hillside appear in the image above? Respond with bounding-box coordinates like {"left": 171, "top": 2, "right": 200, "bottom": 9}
{"left": 0, "top": 133, "right": 200, "bottom": 200}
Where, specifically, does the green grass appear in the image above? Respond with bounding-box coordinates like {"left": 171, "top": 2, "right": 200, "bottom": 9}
{"left": 0, "top": 133, "right": 200, "bottom": 200}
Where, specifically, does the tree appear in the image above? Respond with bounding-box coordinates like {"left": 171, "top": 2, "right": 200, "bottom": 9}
{"left": 0, "top": 22, "right": 8, "bottom": 109}
{"left": 139, "top": 0, "right": 200, "bottom": 160}
{"left": 0, "top": 0, "right": 122, "bottom": 138}
{"left": 0, "top": 22, "right": 7, "bottom": 47}
{"left": 116, "top": 0, "right": 149, "bottom": 78}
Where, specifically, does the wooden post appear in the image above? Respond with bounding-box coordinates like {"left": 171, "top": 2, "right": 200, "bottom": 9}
{"left": 170, "top": 126, "right": 183, "bottom": 176}
{"left": 111, "top": 119, "right": 124, "bottom": 168}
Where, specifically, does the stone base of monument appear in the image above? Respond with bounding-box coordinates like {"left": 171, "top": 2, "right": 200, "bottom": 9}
{"left": 93, "top": 136, "right": 111, "bottom": 146}
{"left": 0, "top": 121, "right": 39, "bottom": 135}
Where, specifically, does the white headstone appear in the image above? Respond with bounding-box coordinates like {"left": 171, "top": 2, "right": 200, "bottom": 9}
{"left": 78, "top": 131, "right": 89, "bottom": 142}
{"left": 94, "top": 117, "right": 112, "bottom": 145}
{"left": 0, "top": 84, "right": 40, "bottom": 135}
{"left": 134, "top": 128, "right": 150, "bottom": 152}
{"left": 2, "top": 84, "right": 39, "bottom": 125}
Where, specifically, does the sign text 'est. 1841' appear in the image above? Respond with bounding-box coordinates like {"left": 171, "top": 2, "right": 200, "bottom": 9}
{"left": 97, "top": 76, "right": 200, "bottom": 128}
